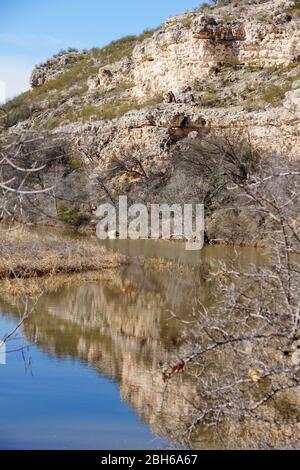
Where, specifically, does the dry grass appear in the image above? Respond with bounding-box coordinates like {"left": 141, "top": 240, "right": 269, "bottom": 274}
{"left": 0, "top": 269, "right": 124, "bottom": 298}
{"left": 0, "top": 226, "right": 126, "bottom": 281}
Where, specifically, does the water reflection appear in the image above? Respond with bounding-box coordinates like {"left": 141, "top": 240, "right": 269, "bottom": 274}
{"left": 0, "top": 241, "right": 268, "bottom": 449}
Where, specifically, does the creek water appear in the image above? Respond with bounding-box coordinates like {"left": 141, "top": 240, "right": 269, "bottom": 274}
{"left": 0, "top": 237, "right": 265, "bottom": 449}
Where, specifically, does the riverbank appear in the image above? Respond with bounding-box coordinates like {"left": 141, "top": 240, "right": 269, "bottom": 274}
{"left": 0, "top": 226, "right": 126, "bottom": 281}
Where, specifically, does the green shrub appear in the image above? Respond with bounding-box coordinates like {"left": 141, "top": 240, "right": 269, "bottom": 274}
{"left": 44, "top": 117, "right": 64, "bottom": 130}
{"left": 79, "top": 94, "right": 163, "bottom": 122}
{"left": 79, "top": 102, "right": 134, "bottom": 121}
{"left": 201, "top": 2, "right": 212, "bottom": 11}
{"left": 200, "top": 84, "right": 220, "bottom": 107}
{"left": 90, "top": 29, "right": 156, "bottom": 64}
{"left": 113, "top": 81, "right": 136, "bottom": 93}
{"left": 0, "top": 104, "right": 32, "bottom": 128}
{"left": 0, "top": 30, "right": 158, "bottom": 130}
{"left": 0, "top": 93, "right": 39, "bottom": 128}
{"left": 58, "top": 202, "right": 84, "bottom": 226}
{"left": 31, "top": 58, "right": 97, "bottom": 97}
{"left": 0, "top": 59, "right": 94, "bottom": 128}
{"left": 180, "top": 16, "right": 193, "bottom": 28}
{"left": 223, "top": 13, "right": 234, "bottom": 21}
{"left": 244, "top": 64, "right": 264, "bottom": 73}
{"left": 262, "top": 84, "right": 288, "bottom": 106}
{"left": 139, "top": 28, "right": 157, "bottom": 41}
{"left": 66, "top": 158, "right": 83, "bottom": 170}
{"left": 91, "top": 35, "right": 138, "bottom": 63}
{"left": 223, "top": 57, "right": 242, "bottom": 68}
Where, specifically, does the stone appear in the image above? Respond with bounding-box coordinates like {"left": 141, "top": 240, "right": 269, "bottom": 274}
{"left": 292, "top": 80, "right": 300, "bottom": 89}
{"left": 30, "top": 51, "right": 84, "bottom": 88}
{"left": 284, "top": 89, "right": 300, "bottom": 114}
{"left": 88, "top": 58, "right": 133, "bottom": 92}
{"left": 164, "top": 91, "right": 177, "bottom": 104}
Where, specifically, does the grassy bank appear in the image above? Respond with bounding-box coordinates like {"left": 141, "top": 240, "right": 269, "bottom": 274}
{"left": 0, "top": 227, "right": 126, "bottom": 280}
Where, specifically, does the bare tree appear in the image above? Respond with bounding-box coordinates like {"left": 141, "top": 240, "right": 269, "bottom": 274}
{"left": 0, "top": 133, "right": 69, "bottom": 353}
{"left": 0, "top": 132, "right": 68, "bottom": 224}
{"left": 164, "top": 133, "right": 300, "bottom": 449}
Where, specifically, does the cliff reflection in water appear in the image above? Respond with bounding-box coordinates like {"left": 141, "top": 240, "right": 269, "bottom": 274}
{"left": 0, "top": 244, "right": 266, "bottom": 448}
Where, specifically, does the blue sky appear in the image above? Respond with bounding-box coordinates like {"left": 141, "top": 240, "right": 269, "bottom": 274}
{"left": 0, "top": 0, "right": 201, "bottom": 101}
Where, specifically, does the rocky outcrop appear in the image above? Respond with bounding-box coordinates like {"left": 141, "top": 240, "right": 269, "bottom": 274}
{"left": 88, "top": 58, "right": 133, "bottom": 92}
{"left": 30, "top": 50, "right": 84, "bottom": 88}
{"left": 4, "top": 0, "right": 299, "bottom": 231}
{"left": 132, "top": 10, "right": 300, "bottom": 98}
{"left": 284, "top": 86, "right": 300, "bottom": 113}
{"left": 68, "top": 103, "right": 299, "bottom": 182}
{"left": 31, "top": 1, "right": 300, "bottom": 99}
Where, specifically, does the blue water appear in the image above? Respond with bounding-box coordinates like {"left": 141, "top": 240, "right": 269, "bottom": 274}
{"left": 0, "top": 314, "right": 167, "bottom": 450}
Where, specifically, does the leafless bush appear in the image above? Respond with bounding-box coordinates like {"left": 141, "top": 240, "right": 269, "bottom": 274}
{"left": 175, "top": 132, "right": 260, "bottom": 210}
{"left": 106, "top": 149, "right": 148, "bottom": 181}
{"left": 164, "top": 134, "right": 300, "bottom": 449}
{"left": 0, "top": 133, "right": 70, "bottom": 349}
{"left": 0, "top": 132, "right": 68, "bottom": 224}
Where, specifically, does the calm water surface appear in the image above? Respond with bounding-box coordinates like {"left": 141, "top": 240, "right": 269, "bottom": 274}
{"left": 0, "top": 237, "right": 265, "bottom": 449}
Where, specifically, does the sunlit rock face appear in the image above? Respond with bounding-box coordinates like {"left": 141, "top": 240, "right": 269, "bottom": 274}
{"left": 6, "top": 0, "right": 300, "bottom": 235}
{"left": 131, "top": 5, "right": 300, "bottom": 98}
{"left": 70, "top": 1, "right": 300, "bottom": 172}
{"left": 31, "top": 1, "right": 300, "bottom": 100}
{"left": 81, "top": 2, "right": 300, "bottom": 99}
{"left": 25, "top": 0, "right": 300, "bottom": 169}
{"left": 30, "top": 51, "right": 85, "bottom": 88}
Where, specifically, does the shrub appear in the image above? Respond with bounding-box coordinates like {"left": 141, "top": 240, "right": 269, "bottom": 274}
{"left": 200, "top": 84, "right": 220, "bottom": 107}
{"left": 0, "top": 58, "right": 95, "bottom": 128}
{"left": 58, "top": 202, "right": 85, "bottom": 226}
{"left": 139, "top": 28, "right": 157, "bottom": 41}
{"left": 66, "top": 158, "right": 83, "bottom": 170}
{"left": 79, "top": 94, "right": 163, "bottom": 122}
{"left": 113, "top": 81, "right": 136, "bottom": 93}
{"left": 44, "top": 117, "right": 64, "bottom": 130}
{"left": 244, "top": 64, "right": 264, "bottom": 73}
{"left": 262, "top": 84, "right": 288, "bottom": 106}
{"left": 90, "top": 29, "right": 156, "bottom": 64}
{"left": 1, "top": 105, "right": 31, "bottom": 128}
{"left": 0, "top": 94, "right": 38, "bottom": 128}
{"left": 222, "top": 57, "right": 242, "bottom": 68}
{"left": 201, "top": 2, "right": 213, "bottom": 11}
{"left": 180, "top": 16, "right": 193, "bottom": 28}
{"left": 31, "top": 59, "right": 97, "bottom": 96}
{"left": 91, "top": 35, "right": 138, "bottom": 64}
{"left": 0, "top": 30, "right": 158, "bottom": 130}
{"left": 80, "top": 102, "right": 135, "bottom": 121}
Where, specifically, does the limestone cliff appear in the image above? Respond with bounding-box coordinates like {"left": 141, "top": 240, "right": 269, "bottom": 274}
{"left": 1, "top": 0, "right": 300, "bottom": 239}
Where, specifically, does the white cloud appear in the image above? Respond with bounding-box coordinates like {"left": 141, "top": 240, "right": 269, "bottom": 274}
{"left": 0, "top": 57, "right": 33, "bottom": 102}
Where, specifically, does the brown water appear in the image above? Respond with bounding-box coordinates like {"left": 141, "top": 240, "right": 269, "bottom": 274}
{"left": 0, "top": 237, "right": 267, "bottom": 449}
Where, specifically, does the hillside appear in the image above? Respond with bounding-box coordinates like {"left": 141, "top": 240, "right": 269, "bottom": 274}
{"left": 1, "top": 0, "right": 300, "bottom": 242}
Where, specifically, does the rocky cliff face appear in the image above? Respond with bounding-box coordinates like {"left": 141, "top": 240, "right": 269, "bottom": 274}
{"left": 30, "top": 50, "right": 86, "bottom": 88}
{"left": 1, "top": 0, "right": 300, "bottom": 236}
{"left": 34, "top": 1, "right": 300, "bottom": 98}
{"left": 131, "top": 3, "right": 300, "bottom": 98}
